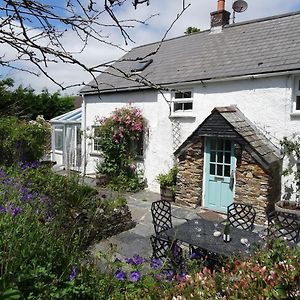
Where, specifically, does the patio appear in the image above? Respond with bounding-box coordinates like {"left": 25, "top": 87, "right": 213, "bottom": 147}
{"left": 90, "top": 187, "right": 226, "bottom": 260}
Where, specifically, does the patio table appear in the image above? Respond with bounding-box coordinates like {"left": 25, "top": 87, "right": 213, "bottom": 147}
{"left": 162, "top": 218, "right": 263, "bottom": 257}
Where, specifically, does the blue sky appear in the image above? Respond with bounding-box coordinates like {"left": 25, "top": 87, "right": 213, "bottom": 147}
{"left": 1, "top": 0, "right": 300, "bottom": 94}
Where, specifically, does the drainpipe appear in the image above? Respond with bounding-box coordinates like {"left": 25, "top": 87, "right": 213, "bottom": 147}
{"left": 81, "top": 95, "right": 87, "bottom": 177}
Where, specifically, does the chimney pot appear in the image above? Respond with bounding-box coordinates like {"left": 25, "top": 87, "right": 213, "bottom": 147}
{"left": 217, "top": 0, "right": 225, "bottom": 11}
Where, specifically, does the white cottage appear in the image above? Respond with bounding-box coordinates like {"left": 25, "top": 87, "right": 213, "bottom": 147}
{"left": 80, "top": 1, "right": 300, "bottom": 221}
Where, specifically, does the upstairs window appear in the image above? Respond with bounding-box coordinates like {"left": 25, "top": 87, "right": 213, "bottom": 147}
{"left": 293, "top": 76, "right": 300, "bottom": 113}
{"left": 171, "top": 90, "right": 193, "bottom": 116}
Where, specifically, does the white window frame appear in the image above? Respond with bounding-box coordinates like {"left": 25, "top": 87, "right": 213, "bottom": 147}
{"left": 171, "top": 89, "right": 194, "bottom": 117}
{"left": 91, "top": 126, "right": 101, "bottom": 154}
{"left": 292, "top": 76, "right": 300, "bottom": 115}
{"left": 54, "top": 126, "right": 63, "bottom": 152}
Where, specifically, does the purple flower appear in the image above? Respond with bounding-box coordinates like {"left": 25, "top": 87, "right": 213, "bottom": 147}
{"left": 125, "top": 254, "right": 145, "bottom": 266}
{"left": 0, "top": 168, "right": 6, "bottom": 178}
{"left": 11, "top": 206, "right": 22, "bottom": 217}
{"left": 20, "top": 192, "right": 33, "bottom": 202}
{"left": 115, "top": 269, "right": 126, "bottom": 281}
{"left": 0, "top": 205, "right": 5, "bottom": 213}
{"left": 69, "top": 266, "right": 78, "bottom": 281}
{"left": 150, "top": 258, "right": 163, "bottom": 270}
{"left": 162, "top": 269, "right": 174, "bottom": 281}
{"left": 129, "top": 271, "right": 141, "bottom": 282}
{"left": 3, "top": 178, "right": 14, "bottom": 186}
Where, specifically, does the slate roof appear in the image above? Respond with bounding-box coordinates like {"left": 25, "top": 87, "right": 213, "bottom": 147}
{"left": 174, "top": 106, "right": 281, "bottom": 171}
{"left": 81, "top": 11, "right": 300, "bottom": 94}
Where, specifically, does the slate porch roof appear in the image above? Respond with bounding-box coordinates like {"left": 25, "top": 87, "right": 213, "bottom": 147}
{"left": 81, "top": 11, "right": 300, "bottom": 94}
{"left": 174, "top": 106, "right": 281, "bottom": 171}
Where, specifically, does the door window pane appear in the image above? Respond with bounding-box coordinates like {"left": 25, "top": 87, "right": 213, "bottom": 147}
{"left": 225, "top": 152, "right": 230, "bottom": 164}
{"left": 217, "top": 140, "right": 223, "bottom": 151}
{"left": 217, "top": 152, "right": 223, "bottom": 163}
{"left": 217, "top": 165, "right": 223, "bottom": 176}
{"left": 224, "top": 165, "right": 230, "bottom": 177}
{"left": 210, "top": 151, "right": 216, "bottom": 163}
{"left": 210, "top": 164, "right": 215, "bottom": 175}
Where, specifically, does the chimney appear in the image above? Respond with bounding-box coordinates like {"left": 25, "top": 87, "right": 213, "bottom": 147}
{"left": 210, "top": 0, "right": 230, "bottom": 28}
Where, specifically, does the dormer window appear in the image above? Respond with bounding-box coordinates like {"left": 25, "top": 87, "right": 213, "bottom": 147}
{"left": 131, "top": 59, "right": 153, "bottom": 73}
{"left": 171, "top": 90, "right": 194, "bottom": 117}
{"left": 293, "top": 76, "right": 300, "bottom": 114}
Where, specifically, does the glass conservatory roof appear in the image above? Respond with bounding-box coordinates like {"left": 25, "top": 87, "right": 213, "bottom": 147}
{"left": 50, "top": 108, "right": 81, "bottom": 124}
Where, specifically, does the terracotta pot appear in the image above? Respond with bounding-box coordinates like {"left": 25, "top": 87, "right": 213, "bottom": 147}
{"left": 275, "top": 200, "right": 300, "bottom": 217}
{"left": 96, "top": 173, "right": 108, "bottom": 186}
{"left": 160, "top": 186, "right": 175, "bottom": 202}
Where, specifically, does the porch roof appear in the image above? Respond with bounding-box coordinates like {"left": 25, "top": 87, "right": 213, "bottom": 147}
{"left": 50, "top": 108, "right": 82, "bottom": 124}
{"left": 174, "top": 106, "right": 281, "bottom": 171}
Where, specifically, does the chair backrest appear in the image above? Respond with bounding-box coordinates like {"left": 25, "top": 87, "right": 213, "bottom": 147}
{"left": 267, "top": 211, "right": 300, "bottom": 243}
{"left": 227, "top": 203, "right": 256, "bottom": 231}
{"left": 150, "top": 235, "right": 182, "bottom": 267}
{"left": 151, "top": 200, "right": 172, "bottom": 235}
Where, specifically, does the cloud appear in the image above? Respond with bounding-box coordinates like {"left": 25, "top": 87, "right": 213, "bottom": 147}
{"left": 2, "top": 0, "right": 300, "bottom": 94}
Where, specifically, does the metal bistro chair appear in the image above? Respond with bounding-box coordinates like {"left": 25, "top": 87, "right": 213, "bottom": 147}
{"left": 227, "top": 203, "right": 256, "bottom": 231}
{"left": 267, "top": 211, "right": 300, "bottom": 243}
{"left": 150, "top": 235, "right": 184, "bottom": 269}
{"left": 151, "top": 200, "right": 172, "bottom": 236}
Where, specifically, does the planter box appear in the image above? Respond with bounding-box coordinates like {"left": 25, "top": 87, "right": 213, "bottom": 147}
{"left": 275, "top": 200, "right": 300, "bottom": 217}
{"left": 160, "top": 186, "right": 175, "bottom": 202}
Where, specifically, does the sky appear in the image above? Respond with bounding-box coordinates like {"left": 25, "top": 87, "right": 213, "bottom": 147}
{"left": 1, "top": 0, "right": 300, "bottom": 95}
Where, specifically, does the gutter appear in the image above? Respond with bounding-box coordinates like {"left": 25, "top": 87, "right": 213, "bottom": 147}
{"left": 80, "top": 69, "right": 300, "bottom": 96}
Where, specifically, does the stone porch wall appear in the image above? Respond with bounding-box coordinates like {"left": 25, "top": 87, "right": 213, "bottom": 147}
{"left": 175, "top": 139, "right": 279, "bottom": 224}
{"left": 175, "top": 138, "right": 204, "bottom": 208}
{"left": 235, "top": 151, "right": 274, "bottom": 224}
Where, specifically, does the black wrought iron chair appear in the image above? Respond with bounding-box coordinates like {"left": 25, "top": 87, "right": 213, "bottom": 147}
{"left": 150, "top": 235, "right": 184, "bottom": 269}
{"left": 267, "top": 211, "right": 300, "bottom": 243}
{"left": 227, "top": 203, "right": 256, "bottom": 231}
{"left": 151, "top": 200, "right": 173, "bottom": 236}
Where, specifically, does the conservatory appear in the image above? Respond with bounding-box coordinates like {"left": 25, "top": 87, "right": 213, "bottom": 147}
{"left": 50, "top": 108, "right": 82, "bottom": 171}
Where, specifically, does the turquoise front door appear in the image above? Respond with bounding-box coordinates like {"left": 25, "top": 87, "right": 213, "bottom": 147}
{"left": 204, "top": 138, "right": 235, "bottom": 212}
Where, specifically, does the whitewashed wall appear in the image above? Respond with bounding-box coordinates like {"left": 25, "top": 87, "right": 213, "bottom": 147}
{"left": 83, "top": 74, "right": 300, "bottom": 196}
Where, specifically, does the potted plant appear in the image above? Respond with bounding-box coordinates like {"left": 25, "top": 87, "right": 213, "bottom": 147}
{"left": 156, "top": 166, "right": 178, "bottom": 202}
{"left": 95, "top": 161, "right": 108, "bottom": 186}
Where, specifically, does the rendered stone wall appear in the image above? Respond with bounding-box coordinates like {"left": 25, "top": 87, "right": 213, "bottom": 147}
{"left": 176, "top": 140, "right": 279, "bottom": 224}
{"left": 175, "top": 138, "right": 204, "bottom": 208}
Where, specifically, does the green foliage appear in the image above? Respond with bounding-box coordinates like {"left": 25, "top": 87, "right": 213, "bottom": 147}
{"left": 94, "top": 105, "right": 145, "bottom": 191}
{"left": 184, "top": 26, "right": 200, "bottom": 34}
{"left": 156, "top": 166, "right": 178, "bottom": 189}
{"left": 0, "top": 164, "right": 130, "bottom": 299}
{"left": 280, "top": 136, "right": 300, "bottom": 196}
{"left": 0, "top": 116, "right": 50, "bottom": 165}
{"left": 0, "top": 78, "right": 74, "bottom": 120}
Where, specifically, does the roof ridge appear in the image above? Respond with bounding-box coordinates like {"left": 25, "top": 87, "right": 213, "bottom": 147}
{"left": 131, "top": 10, "right": 300, "bottom": 52}
{"left": 225, "top": 9, "right": 300, "bottom": 29}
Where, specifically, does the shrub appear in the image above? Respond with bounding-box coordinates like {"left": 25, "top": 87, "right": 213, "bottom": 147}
{"left": 94, "top": 105, "right": 145, "bottom": 191}
{"left": 0, "top": 116, "right": 50, "bottom": 166}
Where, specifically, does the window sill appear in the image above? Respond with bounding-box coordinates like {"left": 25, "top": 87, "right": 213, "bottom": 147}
{"left": 170, "top": 113, "right": 195, "bottom": 118}
{"left": 90, "top": 152, "right": 101, "bottom": 157}
{"left": 54, "top": 150, "right": 63, "bottom": 154}
{"left": 290, "top": 112, "right": 300, "bottom": 118}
